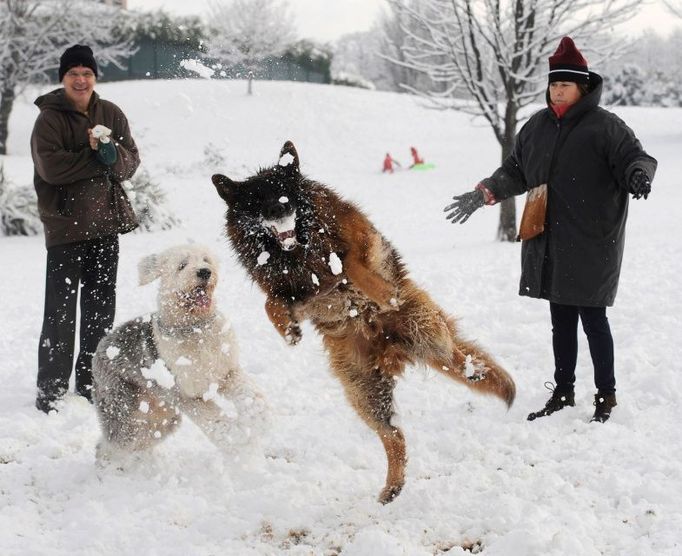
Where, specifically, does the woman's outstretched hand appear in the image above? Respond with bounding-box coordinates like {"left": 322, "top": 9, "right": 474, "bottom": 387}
{"left": 444, "top": 189, "right": 485, "bottom": 224}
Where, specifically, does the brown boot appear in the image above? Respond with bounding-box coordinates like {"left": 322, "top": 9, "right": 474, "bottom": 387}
{"left": 590, "top": 392, "right": 617, "bottom": 423}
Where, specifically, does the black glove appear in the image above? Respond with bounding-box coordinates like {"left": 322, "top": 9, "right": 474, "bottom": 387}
{"left": 629, "top": 170, "right": 651, "bottom": 200}
{"left": 444, "top": 189, "right": 485, "bottom": 224}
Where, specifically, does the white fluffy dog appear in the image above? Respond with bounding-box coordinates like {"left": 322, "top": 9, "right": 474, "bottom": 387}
{"left": 92, "top": 244, "right": 268, "bottom": 464}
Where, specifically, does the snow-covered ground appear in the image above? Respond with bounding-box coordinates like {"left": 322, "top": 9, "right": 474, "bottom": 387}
{"left": 1, "top": 79, "right": 681, "bottom": 555}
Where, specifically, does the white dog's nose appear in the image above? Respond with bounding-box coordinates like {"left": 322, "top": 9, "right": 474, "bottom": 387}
{"left": 197, "top": 268, "right": 212, "bottom": 280}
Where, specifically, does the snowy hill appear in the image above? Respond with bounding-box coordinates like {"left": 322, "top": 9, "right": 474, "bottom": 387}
{"left": 1, "top": 79, "right": 681, "bottom": 555}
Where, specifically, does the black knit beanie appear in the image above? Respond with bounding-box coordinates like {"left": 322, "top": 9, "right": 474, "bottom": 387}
{"left": 59, "top": 44, "right": 98, "bottom": 81}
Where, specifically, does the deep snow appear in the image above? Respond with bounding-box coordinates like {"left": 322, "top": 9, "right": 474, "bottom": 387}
{"left": 1, "top": 78, "right": 681, "bottom": 555}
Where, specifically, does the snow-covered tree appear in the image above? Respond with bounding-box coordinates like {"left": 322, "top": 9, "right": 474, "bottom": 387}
{"left": 0, "top": 162, "right": 41, "bottom": 236}
{"left": 385, "top": 0, "right": 641, "bottom": 241}
{"left": 603, "top": 64, "right": 681, "bottom": 107}
{"left": 332, "top": 31, "right": 385, "bottom": 89}
{"left": 206, "top": 0, "right": 297, "bottom": 94}
{"left": 376, "top": 4, "right": 444, "bottom": 93}
{"left": 664, "top": 0, "right": 682, "bottom": 18}
{"left": 0, "top": 0, "right": 135, "bottom": 155}
{"left": 601, "top": 29, "right": 682, "bottom": 107}
{"left": 332, "top": 12, "right": 436, "bottom": 93}
{"left": 124, "top": 168, "right": 181, "bottom": 233}
{"left": 603, "top": 63, "right": 646, "bottom": 106}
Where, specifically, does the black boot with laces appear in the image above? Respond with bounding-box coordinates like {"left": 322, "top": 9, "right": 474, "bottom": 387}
{"left": 527, "top": 383, "right": 575, "bottom": 421}
{"left": 591, "top": 392, "right": 617, "bottom": 423}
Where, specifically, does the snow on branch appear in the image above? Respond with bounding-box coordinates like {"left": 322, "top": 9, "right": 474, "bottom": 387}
{"left": 1, "top": 1, "right": 135, "bottom": 93}
{"left": 206, "top": 0, "right": 297, "bottom": 68}
{"left": 384, "top": 0, "right": 642, "bottom": 149}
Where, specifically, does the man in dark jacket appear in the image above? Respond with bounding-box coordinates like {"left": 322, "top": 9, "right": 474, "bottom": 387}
{"left": 32, "top": 44, "right": 140, "bottom": 413}
{"left": 444, "top": 37, "right": 656, "bottom": 423}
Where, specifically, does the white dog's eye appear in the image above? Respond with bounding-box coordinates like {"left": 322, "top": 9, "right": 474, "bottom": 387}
{"left": 178, "top": 262, "right": 187, "bottom": 271}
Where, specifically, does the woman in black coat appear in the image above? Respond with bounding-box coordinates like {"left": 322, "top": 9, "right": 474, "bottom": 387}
{"left": 445, "top": 37, "right": 657, "bottom": 423}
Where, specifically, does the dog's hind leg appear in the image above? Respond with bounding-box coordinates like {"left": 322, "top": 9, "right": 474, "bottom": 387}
{"left": 327, "top": 347, "right": 406, "bottom": 504}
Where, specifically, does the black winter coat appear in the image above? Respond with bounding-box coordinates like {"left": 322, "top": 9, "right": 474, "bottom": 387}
{"left": 482, "top": 73, "right": 657, "bottom": 307}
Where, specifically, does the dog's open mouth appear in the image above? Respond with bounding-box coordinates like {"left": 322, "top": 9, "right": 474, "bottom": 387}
{"left": 271, "top": 228, "right": 297, "bottom": 251}
{"left": 263, "top": 211, "right": 298, "bottom": 251}
{"left": 179, "top": 286, "right": 212, "bottom": 310}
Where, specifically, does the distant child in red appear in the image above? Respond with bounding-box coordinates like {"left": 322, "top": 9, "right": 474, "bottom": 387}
{"left": 409, "top": 146, "right": 424, "bottom": 167}
{"left": 382, "top": 153, "right": 401, "bottom": 173}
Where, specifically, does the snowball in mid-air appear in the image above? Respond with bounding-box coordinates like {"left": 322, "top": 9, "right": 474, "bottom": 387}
{"left": 329, "top": 252, "right": 343, "bottom": 275}
{"left": 180, "top": 58, "right": 215, "bottom": 79}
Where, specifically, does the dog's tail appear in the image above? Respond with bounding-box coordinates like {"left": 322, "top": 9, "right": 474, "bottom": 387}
{"left": 453, "top": 338, "right": 516, "bottom": 408}
{"left": 393, "top": 282, "right": 516, "bottom": 407}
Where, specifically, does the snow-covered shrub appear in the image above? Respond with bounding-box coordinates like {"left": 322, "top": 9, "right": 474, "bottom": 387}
{"left": 603, "top": 64, "right": 681, "bottom": 107}
{"left": 124, "top": 167, "right": 181, "bottom": 232}
{"left": 332, "top": 71, "right": 376, "bottom": 90}
{"left": 0, "top": 164, "right": 41, "bottom": 237}
{"left": 203, "top": 142, "right": 227, "bottom": 170}
{"left": 603, "top": 64, "right": 647, "bottom": 106}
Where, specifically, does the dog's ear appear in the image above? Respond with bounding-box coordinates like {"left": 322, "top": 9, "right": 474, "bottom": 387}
{"left": 138, "top": 253, "right": 162, "bottom": 286}
{"left": 278, "top": 141, "right": 300, "bottom": 175}
{"left": 212, "top": 174, "right": 237, "bottom": 204}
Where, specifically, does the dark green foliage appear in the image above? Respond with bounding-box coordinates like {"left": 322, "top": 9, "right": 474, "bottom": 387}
{"left": 282, "top": 40, "right": 333, "bottom": 84}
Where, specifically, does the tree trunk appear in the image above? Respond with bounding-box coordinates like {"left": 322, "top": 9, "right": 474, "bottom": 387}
{"left": 0, "top": 85, "right": 16, "bottom": 156}
{"left": 496, "top": 102, "right": 518, "bottom": 242}
{"left": 247, "top": 71, "right": 254, "bottom": 95}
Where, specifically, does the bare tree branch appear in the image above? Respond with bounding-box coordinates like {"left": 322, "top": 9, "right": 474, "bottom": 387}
{"left": 663, "top": 0, "right": 682, "bottom": 17}
{"left": 0, "top": 0, "right": 135, "bottom": 154}
{"left": 384, "top": 0, "right": 642, "bottom": 241}
{"left": 206, "top": 0, "right": 297, "bottom": 94}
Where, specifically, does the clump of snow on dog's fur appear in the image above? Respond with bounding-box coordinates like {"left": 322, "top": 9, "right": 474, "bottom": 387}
{"left": 279, "top": 152, "right": 295, "bottom": 167}
{"left": 464, "top": 355, "right": 476, "bottom": 378}
{"left": 141, "top": 359, "right": 175, "bottom": 389}
{"left": 257, "top": 251, "right": 270, "bottom": 266}
{"left": 202, "top": 382, "right": 220, "bottom": 402}
{"left": 329, "top": 252, "right": 343, "bottom": 275}
{"left": 139, "top": 400, "right": 150, "bottom": 414}
{"left": 175, "top": 356, "right": 192, "bottom": 366}
{"left": 312, "top": 273, "right": 319, "bottom": 286}
{"left": 279, "top": 196, "right": 289, "bottom": 203}
{"left": 105, "top": 346, "right": 120, "bottom": 360}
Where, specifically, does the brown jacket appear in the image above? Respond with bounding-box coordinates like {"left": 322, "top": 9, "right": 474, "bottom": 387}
{"left": 31, "top": 88, "right": 140, "bottom": 247}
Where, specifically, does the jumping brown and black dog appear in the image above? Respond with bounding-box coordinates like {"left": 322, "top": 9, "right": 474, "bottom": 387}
{"left": 211, "top": 141, "right": 515, "bottom": 503}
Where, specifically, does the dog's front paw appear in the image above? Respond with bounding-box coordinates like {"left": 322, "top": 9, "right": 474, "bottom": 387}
{"left": 284, "top": 323, "right": 302, "bottom": 345}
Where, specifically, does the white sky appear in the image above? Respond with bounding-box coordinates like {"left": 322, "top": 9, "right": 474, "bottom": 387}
{"left": 127, "top": 0, "right": 682, "bottom": 42}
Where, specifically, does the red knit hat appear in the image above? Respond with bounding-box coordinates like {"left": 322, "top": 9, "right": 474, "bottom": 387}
{"left": 548, "top": 37, "right": 589, "bottom": 84}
